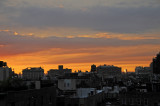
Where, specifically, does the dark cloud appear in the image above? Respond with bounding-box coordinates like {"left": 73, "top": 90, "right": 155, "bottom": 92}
{"left": 3, "top": 5, "right": 159, "bottom": 33}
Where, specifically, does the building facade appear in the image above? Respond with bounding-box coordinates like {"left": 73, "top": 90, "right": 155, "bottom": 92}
{"left": 22, "top": 67, "right": 44, "bottom": 80}
{"left": 0, "top": 86, "right": 56, "bottom": 106}
{"left": 57, "top": 88, "right": 105, "bottom": 106}
{"left": 135, "top": 66, "right": 151, "bottom": 75}
{"left": 153, "top": 52, "right": 160, "bottom": 74}
{"left": 0, "top": 61, "right": 13, "bottom": 81}
{"left": 97, "top": 64, "right": 121, "bottom": 76}
{"left": 120, "top": 92, "right": 160, "bottom": 106}
{"left": 58, "top": 78, "right": 76, "bottom": 91}
{"left": 48, "top": 65, "right": 71, "bottom": 79}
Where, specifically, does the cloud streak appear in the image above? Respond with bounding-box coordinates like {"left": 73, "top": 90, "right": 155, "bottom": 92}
{"left": 1, "top": 0, "right": 160, "bottom": 34}
{"left": 7, "top": 6, "right": 159, "bottom": 33}
{"left": 0, "top": 30, "right": 160, "bottom": 56}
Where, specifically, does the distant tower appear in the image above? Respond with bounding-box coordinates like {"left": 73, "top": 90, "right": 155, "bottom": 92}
{"left": 124, "top": 69, "right": 128, "bottom": 73}
{"left": 91, "top": 64, "right": 96, "bottom": 72}
{"left": 59, "top": 65, "right": 63, "bottom": 70}
{"left": 0, "top": 61, "right": 4, "bottom": 67}
{"left": 0, "top": 61, "right": 7, "bottom": 67}
{"left": 153, "top": 52, "right": 160, "bottom": 74}
{"left": 150, "top": 62, "right": 153, "bottom": 73}
{"left": 0, "top": 61, "right": 13, "bottom": 81}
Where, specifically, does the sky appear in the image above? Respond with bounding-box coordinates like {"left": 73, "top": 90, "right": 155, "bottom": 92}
{"left": 0, "top": 0, "right": 160, "bottom": 73}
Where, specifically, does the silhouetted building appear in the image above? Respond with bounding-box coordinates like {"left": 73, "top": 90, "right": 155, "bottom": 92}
{"left": 135, "top": 66, "right": 151, "bottom": 75}
{"left": 57, "top": 73, "right": 88, "bottom": 91}
{"left": 58, "top": 78, "right": 76, "bottom": 91}
{"left": 57, "top": 72, "right": 102, "bottom": 91}
{"left": 150, "top": 62, "right": 153, "bottom": 73}
{"left": 97, "top": 64, "right": 121, "bottom": 76}
{"left": 48, "top": 65, "right": 71, "bottom": 79}
{"left": 57, "top": 88, "right": 105, "bottom": 106}
{"left": 22, "top": 67, "right": 44, "bottom": 80}
{"left": 0, "top": 86, "right": 56, "bottom": 106}
{"left": 153, "top": 52, "right": 160, "bottom": 74}
{"left": 0, "top": 61, "right": 13, "bottom": 81}
{"left": 0, "top": 61, "right": 7, "bottom": 67}
{"left": 91, "top": 64, "right": 96, "bottom": 72}
{"left": 120, "top": 92, "right": 160, "bottom": 106}
{"left": 103, "top": 86, "right": 127, "bottom": 99}
{"left": 59, "top": 65, "right": 63, "bottom": 70}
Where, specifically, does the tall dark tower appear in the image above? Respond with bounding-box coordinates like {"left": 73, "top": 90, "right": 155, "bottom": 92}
{"left": 91, "top": 64, "right": 96, "bottom": 72}
{"left": 153, "top": 52, "right": 160, "bottom": 74}
{"left": 0, "top": 61, "right": 7, "bottom": 67}
{"left": 59, "top": 65, "right": 63, "bottom": 71}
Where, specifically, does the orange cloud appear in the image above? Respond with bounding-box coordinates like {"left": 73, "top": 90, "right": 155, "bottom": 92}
{"left": 73, "top": 32, "right": 160, "bottom": 40}
{"left": 0, "top": 30, "right": 10, "bottom": 32}
{"left": 0, "top": 45, "right": 5, "bottom": 47}
{"left": 1, "top": 30, "right": 159, "bottom": 73}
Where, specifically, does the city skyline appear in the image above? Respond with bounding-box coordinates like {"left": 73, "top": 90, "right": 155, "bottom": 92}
{"left": 0, "top": 0, "right": 160, "bottom": 73}
{"left": 0, "top": 54, "right": 155, "bottom": 73}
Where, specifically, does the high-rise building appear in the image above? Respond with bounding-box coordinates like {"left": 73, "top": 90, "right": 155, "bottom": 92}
{"left": 153, "top": 52, "right": 160, "bottom": 74}
{"left": 0, "top": 61, "right": 7, "bottom": 67}
{"left": 59, "top": 65, "right": 63, "bottom": 70}
{"left": 0, "top": 61, "right": 13, "bottom": 81}
{"left": 91, "top": 64, "right": 96, "bottom": 72}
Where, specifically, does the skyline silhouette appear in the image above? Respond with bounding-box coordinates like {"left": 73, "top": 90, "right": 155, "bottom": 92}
{"left": 0, "top": 51, "right": 158, "bottom": 74}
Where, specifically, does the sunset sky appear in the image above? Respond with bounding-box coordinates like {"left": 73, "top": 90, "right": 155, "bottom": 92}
{"left": 0, "top": 0, "right": 160, "bottom": 73}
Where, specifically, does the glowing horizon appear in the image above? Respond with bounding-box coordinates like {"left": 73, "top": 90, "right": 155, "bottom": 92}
{"left": 0, "top": 60, "right": 152, "bottom": 74}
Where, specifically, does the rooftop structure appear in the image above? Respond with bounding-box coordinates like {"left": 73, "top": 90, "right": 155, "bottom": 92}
{"left": 97, "top": 64, "right": 121, "bottom": 76}
{"left": 48, "top": 65, "right": 71, "bottom": 79}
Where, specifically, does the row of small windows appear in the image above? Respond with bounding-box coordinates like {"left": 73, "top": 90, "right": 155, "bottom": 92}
{"left": 122, "top": 98, "right": 148, "bottom": 105}
{"left": 10, "top": 95, "right": 53, "bottom": 106}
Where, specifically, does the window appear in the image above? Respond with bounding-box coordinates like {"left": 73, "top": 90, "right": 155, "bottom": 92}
{"left": 137, "top": 99, "right": 141, "bottom": 105}
{"left": 91, "top": 91, "right": 94, "bottom": 95}
{"left": 144, "top": 98, "right": 148, "bottom": 105}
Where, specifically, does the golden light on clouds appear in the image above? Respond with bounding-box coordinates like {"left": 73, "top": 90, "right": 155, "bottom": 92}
{"left": 0, "top": 29, "right": 160, "bottom": 74}
{"left": 0, "top": 0, "right": 160, "bottom": 76}
{"left": 14, "top": 32, "right": 18, "bottom": 35}
{"left": 1, "top": 43, "right": 157, "bottom": 73}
